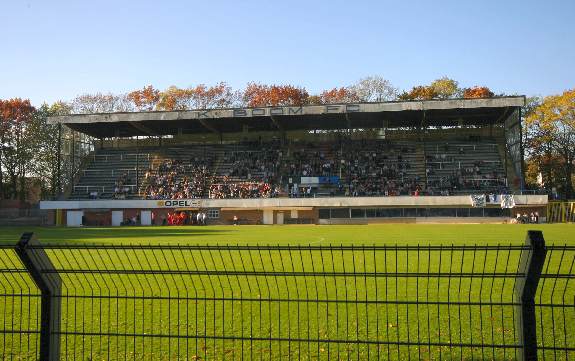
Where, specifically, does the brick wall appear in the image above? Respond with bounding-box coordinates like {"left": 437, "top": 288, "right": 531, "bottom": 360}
{"left": 83, "top": 211, "right": 112, "bottom": 226}
{"left": 219, "top": 210, "right": 263, "bottom": 225}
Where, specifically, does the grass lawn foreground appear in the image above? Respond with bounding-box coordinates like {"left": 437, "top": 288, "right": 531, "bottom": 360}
{"left": 0, "top": 224, "right": 573, "bottom": 360}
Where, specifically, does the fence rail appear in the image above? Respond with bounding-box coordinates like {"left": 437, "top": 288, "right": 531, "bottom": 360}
{"left": 0, "top": 232, "right": 573, "bottom": 360}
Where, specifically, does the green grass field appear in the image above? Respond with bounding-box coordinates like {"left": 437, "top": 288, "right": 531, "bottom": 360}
{"left": 0, "top": 223, "right": 574, "bottom": 245}
{"left": 1, "top": 224, "right": 574, "bottom": 360}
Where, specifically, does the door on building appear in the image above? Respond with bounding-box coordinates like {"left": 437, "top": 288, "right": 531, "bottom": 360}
{"left": 112, "top": 211, "right": 124, "bottom": 226}
{"left": 263, "top": 210, "right": 273, "bottom": 225}
{"left": 276, "top": 212, "right": 284, "bottom": 225}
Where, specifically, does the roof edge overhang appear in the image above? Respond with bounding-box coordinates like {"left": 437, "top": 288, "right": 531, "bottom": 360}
{"left": 49, "top": 96, "right": 526, "bottom": 138}
{"left": 49, "top": 96, "right": 526, "bottom": 125}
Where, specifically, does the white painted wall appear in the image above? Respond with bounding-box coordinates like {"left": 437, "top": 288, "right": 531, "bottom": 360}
{"left": 112, "top": 211, "right": 123, "bottom": 226}
{"left": 66, "top": 211, "right": 84, "bottom": 227}
{"left": 290, "top": 210, "right": 298, "bottom": 218}
{"left": 140, "top": 210, "right": 152, "bottom": 226}
{"left": 40, "top": 195, "right": 548, "bottom": 210}
{"left": 263, "top": 210, "right": 273, "bottom": 225}
{"left": 276, "top": 212, "right": 284, "bottom": 225}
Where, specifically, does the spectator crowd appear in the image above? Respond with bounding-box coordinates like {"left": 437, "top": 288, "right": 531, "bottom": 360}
{"left": 135, "top": 139, "right": 508, "bottom": 200}
{"left": 113, "top": 172, "right": 133, "bottom": 199}
{"left": 209, "top": 176, "right": 279, "bottom": 199}
{"left": 141, "top": 158, "right": 212, "bottom": 200}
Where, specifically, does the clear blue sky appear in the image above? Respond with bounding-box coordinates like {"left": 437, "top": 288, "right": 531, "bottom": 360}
{"left": 1, "top": 0, "right": 574, "bottom": 106}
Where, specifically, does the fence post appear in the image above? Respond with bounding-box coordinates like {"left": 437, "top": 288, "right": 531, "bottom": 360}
{"left": 514, "top": 230, "right": 547, "bottom": 361}
{"left": 15, "top": 232, "right": 61, "bottom": 361}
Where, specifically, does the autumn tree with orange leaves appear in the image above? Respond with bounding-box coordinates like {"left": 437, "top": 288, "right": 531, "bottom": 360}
{"left": 398, "top": 85, "right": 439, "bottom": 100}
{"left": 525, "top": 89, "right": 575, "bottom": 198}
{"left": 127, "top": 85, "right": 160, "bottom": 111}
{"left": 243, "top": 83, "right": 309, "bottom": 107}
{"left": 157, "top": 82, "right": 237, "bottom": 111}
{"left": 398, "top": 77, "right": 465, "bottom": 100}
{"left": 463, "top": 86, "right": 494, "bottom": 99}
{"left": 319, "top": 87, "right": 359, "bottom": 104}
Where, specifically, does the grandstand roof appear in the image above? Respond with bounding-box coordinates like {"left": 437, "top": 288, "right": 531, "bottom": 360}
{"left": 49, "top": 96, "right": 525, "bottom": 138}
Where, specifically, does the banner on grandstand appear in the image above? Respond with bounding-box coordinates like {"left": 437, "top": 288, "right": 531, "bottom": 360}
{"left": 156, "top": 199, "right": 202, "bottom": 208}
{"left": 470, "top": 194, "right": 486, "bottom": 207}
{"left": 299, "top": 176, "right": 340, "bottom": 185}
{"left": 500, "top": 194, "right": 515, "bottom": 209}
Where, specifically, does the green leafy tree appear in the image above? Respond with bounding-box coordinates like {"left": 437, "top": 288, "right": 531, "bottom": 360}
{"left": 27, "top": 102, "right": 72, "bottom": 198}
{"left": 0, "top": 98, "right": 36, "bottom": 200}
{"left": 525, "top": 89, "right": 575, "bottom": 198}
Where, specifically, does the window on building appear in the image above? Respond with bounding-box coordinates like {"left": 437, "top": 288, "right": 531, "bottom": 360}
{"left": 351, "top": 209, "right": 366, "bottom": 218}
{"left": 319, "top": 209, "right": 331, "bottom": 219}
{"left": 207, "top": 209, "right": 220, "bottom": 219}
{"left": 330, "top": 208, "right": 350, "bottom": 218}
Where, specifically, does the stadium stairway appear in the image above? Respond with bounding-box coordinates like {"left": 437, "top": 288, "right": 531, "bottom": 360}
{"left": 424, "top": 140, "right": 506, "bottom": 193}
{"left": 70, "top": 148, "right": 153, "bottom": 199}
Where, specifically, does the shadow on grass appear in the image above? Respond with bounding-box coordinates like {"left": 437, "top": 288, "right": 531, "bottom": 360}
{"left": 0, "top": 226, "right": 236, "bottom": 244}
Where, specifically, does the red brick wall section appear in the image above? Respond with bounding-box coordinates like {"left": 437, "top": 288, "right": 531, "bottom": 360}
{"left": 284, "top": 209, "right": 318, "bottom": 224}
{"left": 83, "top": 211, "right": 112, "bottom": 226}
{"left": 219, "top": 210, "right": 263, "bottom": 225}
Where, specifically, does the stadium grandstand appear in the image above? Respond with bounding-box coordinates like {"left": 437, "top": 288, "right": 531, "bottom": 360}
{"left": 40, "top": 96, "right": 548, "bottom": 226}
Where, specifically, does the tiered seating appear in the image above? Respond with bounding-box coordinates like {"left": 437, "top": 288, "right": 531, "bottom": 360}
{"left": 343, "top": 140, "right": 425, "bottom": 196}
{"left": 279, "top": 140, "right": 426, "bottom": 196}
{"left": 69, "top": 138, "right": 509, "bottom": 200}
{"left": 424, "top": 141, "right": 507, "bottom": 194}
{"left": 139, "top": 146, "right": 217, "bottom": 199}
{"left": 210, "top": 142, "right": 281, "bottom": 198}
{"left": 70, "top": 148, "right": 152, "bottom": 199}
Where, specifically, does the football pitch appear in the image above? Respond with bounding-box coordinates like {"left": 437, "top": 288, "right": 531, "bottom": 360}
{"left": 1, "top": 224, "right": 573, "bottom": 360}
{"left": 0, "top": 223, "right": 574, "bottom": 245}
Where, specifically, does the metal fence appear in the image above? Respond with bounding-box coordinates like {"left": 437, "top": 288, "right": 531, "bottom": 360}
{"left": 0, "top": 231, "right": 573, "bottom": 360}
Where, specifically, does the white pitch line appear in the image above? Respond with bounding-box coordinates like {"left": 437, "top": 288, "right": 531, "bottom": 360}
{"left": 309, "top": 237, "right": 325, "bottom": 245}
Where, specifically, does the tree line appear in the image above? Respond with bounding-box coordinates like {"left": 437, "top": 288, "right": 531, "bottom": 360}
{"left": 67, "top": 76, "right": 495, "bottom": 113}
{"left": 1, "top": 76, "right": 573, "bottom": 200}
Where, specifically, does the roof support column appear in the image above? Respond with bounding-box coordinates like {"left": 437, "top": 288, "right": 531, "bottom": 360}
{"left": 345, "top": 113, "right": 352, "bottom": 139}
{"left": 270, "top": 116, "right": 286, "bottom": 145}
{"left": 113, "top": 129, "right": 119, "bottom": 148}
{"left": 56, "top": 124, "right": 62, "bottom": 197}
{"left": 419, "top": 110, "right": 427, "bottom": 141}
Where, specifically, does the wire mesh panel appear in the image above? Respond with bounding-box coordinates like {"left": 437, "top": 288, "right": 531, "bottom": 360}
{"left": 1, "top": 242, "right": 574, "bottom": 360}
{"left": 37, "top": 244, "right": 529, "bottom": 360}
{"left": 536, "top": 245, "right": 575, "bottom": 360}
{"left": 0, "top": 245, "right": 41, "bottom": 360}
